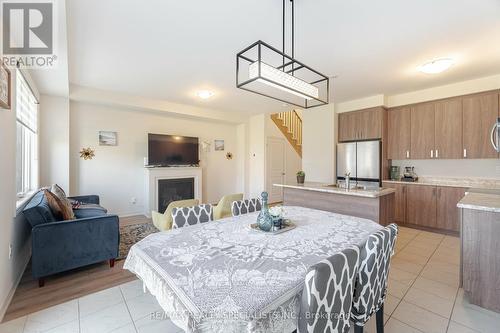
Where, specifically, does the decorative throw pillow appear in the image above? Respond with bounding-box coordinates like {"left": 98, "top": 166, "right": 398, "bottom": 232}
{"left": 50, "top": 184, "right": 75, "bottom": 220}
{"left": 43, "top": 190, "right": 64, "bottom": 220}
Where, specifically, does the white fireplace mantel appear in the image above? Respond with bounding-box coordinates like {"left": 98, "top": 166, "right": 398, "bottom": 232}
{"left": 144, "top": 167, "right": 202, "bottom": 217}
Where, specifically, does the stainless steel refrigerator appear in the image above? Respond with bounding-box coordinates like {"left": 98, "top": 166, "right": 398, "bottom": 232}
{"left": 337, "top": 140, "right": 381, "bottom": 188}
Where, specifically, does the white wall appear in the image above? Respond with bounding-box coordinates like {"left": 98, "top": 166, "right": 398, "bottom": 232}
{"left": 69, "top": 102, "right": 244, "bottom": 216}
{"left": 302, "top": 104, "right": 336, "bottom": 183}
{"left": 265, "top": 116, "right": 302, "bottom": 185}
{"left": 0, "top": 70, "right": 32, "bottom": 320}
{"left": 247, "top": 114, "right": 266, "bottom": 198}
{"left": 39, "top": 95, "right": 70, "bottom": 190}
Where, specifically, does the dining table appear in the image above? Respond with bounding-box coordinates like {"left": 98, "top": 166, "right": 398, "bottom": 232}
{"left": 124, "top": 206, "right": 382, "bottom": 333}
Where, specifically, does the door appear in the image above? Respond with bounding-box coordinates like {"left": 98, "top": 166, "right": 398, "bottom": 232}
{"left": 411, "top": 103, "right": 435, "bottom": 159}
{"left": 388, "top": 107, "right": 411, "bottom": 159}
{"left": 463, "top": 92, "right": 499, "bottom": 159}
{"left": 338, "top": 112, "right": 358, "bottom": 142}
{"left": 437, "top": 187, "right": 466, "bottom": 232}
{"left": 383, "top": 182, "right": 406, "bottom": 222}
{"left": 406, "top": 185, "right": 437, "bottom": 227}
{"left": 337, "top": 142, "right": 357, "bottom": 179}
{"left": 356, "top": 140, "right": 380, "bottom": 180}
{"left": 266, "top": 138, "right": 285, "bottom": 203}
{"left": 435, "top": 98, "right": 463, "bottom": 159}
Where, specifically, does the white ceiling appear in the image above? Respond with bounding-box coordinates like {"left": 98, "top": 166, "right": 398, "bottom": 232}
{"left": 66, "top": 0, "right": 500, "bottom": 115}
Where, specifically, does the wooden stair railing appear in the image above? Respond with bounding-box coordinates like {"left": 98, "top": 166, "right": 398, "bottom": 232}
{"left": 270, "top": 110, "right": 302, "bottom": 157}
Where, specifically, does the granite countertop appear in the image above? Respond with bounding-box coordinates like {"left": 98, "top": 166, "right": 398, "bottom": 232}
{"left": 383, "top": 176, "right": 500, "bottom": 190}
{"left": 273, "top": 182, "right": 396, "bottom": 198}
{"left": 457, "top": 192, "right": 500, "bottom": 213}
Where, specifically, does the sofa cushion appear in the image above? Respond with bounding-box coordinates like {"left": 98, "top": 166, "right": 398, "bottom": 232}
{"left": 50, "top": 184, "right": 75, "bottom": 220}
{"left": 73, "top": 204, "right": 108, "bottom": 219}
{"left": 43, "top": 190, "right": 64, "bottom": 220}
{"left": 23, "top": 191, "right": 57, "bottom": 227}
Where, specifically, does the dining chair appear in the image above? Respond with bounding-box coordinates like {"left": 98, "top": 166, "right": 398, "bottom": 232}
{"left": 231, "top": 198, "right": 262, "bottom": 216}
{"left": 151, "top": 199, "right": 199, "bottom": 231}
{"left": 171, "top": 204, "right": 213, "bottom": 229}
{"left": 213, "top": 193, "right": 243, "bottom": 220}
{"left": 351, "top": 224, "right": 398, "bottom": 333}
{"left": 298, "top": 246, "right": 360, "bottom": 333}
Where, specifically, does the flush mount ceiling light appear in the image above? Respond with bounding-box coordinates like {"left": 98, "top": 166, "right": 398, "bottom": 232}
{"left": 236, "top": 0, "right": 329, "bottom": 108}
{"left": 196, "top": 90, "right": 214, "bottom": 99}
{"left": 418, "top": 58, "right": 454, "bottom": 74}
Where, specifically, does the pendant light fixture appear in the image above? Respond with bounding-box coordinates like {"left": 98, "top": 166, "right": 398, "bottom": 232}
{"left": 236, "top": 0, "right": 329, "bottom": 108}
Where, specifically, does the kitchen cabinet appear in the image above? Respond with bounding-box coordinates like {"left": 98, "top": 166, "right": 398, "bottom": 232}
{"left": 387, "top": 106, "right": 411, "bottom": 159}
{"left": 406, "top": 184, "right": 437, "bottom": 228}
{"left": 435, "top": 98, "right": 463, "bottom": 159}
{"left": 383, "top": 182, "right": 406, "bottom": 222}
{"left": 463, "top": 91, "right": 499, "bottom": 159}
{"left": 338, "top": 107, "right": 384, "bottom": 142}
{"left": 410, "top": 103, "right": 435, "bottom": 159}
{"left": 437, "top": 187, "right": 466, "bottom": 232}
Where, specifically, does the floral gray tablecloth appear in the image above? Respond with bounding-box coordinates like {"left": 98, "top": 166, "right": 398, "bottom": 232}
{"left": 124, "top": 206, "right": 382, "bottom": 333}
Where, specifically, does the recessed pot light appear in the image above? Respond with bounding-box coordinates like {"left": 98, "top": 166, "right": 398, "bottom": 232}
{"left": 196, "top": 90, "right": 214, "bottom": 99}
{"left": 418, "top": 58, "right": 454, "bottom": 74}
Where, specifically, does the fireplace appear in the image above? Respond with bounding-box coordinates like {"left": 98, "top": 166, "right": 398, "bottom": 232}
{"left": 157, "top": 178, "right": 195, "bottom": 213}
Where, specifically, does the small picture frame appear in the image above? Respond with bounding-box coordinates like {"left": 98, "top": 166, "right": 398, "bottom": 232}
{"left": 214, "top": 139, "right": 225, "bottom": 151}
{"left": 99, "top": 131, "right": 117, "bottom": 146}
{"left": 0, "top": 64, "right": 11, "bottom": 110}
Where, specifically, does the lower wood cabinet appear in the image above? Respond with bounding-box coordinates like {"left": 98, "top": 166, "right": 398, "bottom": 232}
{"left": 383, "top": 182, "right": 465, "bottom": 234}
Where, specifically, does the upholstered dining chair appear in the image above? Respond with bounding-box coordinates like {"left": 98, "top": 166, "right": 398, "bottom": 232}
{"left": 231, "top": 198, "right": 262, "bottom": 216}
{"left": 213, "top": 193, "right": 243, "bottom": 220}
{"left": 351, "top": 224, "right": 398, "bottom": 333}
{"left": 151, "top": 199, "right": 199, "bottom": 231}
{"left": 298, "top": 246, "right": 360, "bottom": 333}
{"left": 171, "top": 204, "right": 213, "bottom": 229}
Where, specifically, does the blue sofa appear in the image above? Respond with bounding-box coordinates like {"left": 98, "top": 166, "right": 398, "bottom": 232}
{"left": 22, "top": 190, "right": 119, "bottom": 287}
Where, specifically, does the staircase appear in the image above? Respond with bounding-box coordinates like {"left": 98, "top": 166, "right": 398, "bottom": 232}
{"left": 271, "top": 110, "right": 302, "bottom": 157}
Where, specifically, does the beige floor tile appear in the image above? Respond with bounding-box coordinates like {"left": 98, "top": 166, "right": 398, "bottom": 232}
{"left": 387, "top": 278, "right": 412, "bottom": 299}
{"left": 394, "top": 251, "right": 429, "bottom": 266}
{"left": 424, "top": 261, "right": 460, "bottom": 276}
{"left": 407, "top": 239, "right": 439, "bottom": 251}
{"left": 440, "top": 236, "right": 460, "bottom": 249}
{"left": 430, "top": 253, "right": 460, "bottom": 266}
{"left": 412, "top": 277, "right": 458, "bottom": 301}
{"left": 401, "top": 245, "right": 435, "bottom": 258}
{"left": 420, "top": 266, "right": 460, "bottom": 288}
{"left": 404, "top": 287, "right": 455, "bottom": 318}
{"left": 388, "top": 267, "right": 417, "bottom": 284}
{"left": 451, "top": 289, "right": 500, "bottom": 333}
{"left": 384, "top": 318, "right": 424, "bottom": 333}
{"left": 393, "top": 301, "right": 448, "bottom": 333}
{"left": 384, "top": 294, "right": 401, "bottom": 316}
{"left": 391, "top": 258, "right": 425, "bottom": 275}
{"left": 447, "top": 321, "right": 479, "bottom": 333}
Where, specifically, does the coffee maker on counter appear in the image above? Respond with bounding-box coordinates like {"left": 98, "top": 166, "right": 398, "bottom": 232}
{"left": 401, "top": 167, "right": 418, "bottom": 182}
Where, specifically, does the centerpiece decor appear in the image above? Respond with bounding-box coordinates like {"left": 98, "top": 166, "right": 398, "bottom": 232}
{"left": 256, "top": 192, "right": 273, "bottom": 232}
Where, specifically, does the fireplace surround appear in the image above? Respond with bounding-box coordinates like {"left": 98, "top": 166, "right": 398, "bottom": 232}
{"left": 145, "top": 167, "right": 202, "bottom": 216}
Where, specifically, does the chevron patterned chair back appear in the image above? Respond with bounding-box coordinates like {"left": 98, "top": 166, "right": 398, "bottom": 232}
{"left": 231, "top": 198, "right": 262, "bottom": 216}
{"left": 298, "top": 246, "right": 360, "bottom": 333}
{"left": 351, "top": 223, "right": 398, "bottom": 333}
{"left": 171, "top": 204, "right": 213, "bottom": 229}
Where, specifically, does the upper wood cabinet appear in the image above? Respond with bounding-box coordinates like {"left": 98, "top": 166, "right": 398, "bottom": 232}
{"left": 434, "top": 98, "right": 463, "bottom": 159}
{"left": 410, "top": 103, "right": 435, "bottom": 159}
{"left": 388, "top": 107, "right": 411, "bottom": 159}
{"left": 338, "top": 107, "right": 384, "bottom": 142}
{"left": 463, "top": 92, "right": 499, "bottom": 159}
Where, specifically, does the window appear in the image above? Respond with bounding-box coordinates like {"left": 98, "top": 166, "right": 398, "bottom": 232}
{"left": 16, "top": 71, "right": 38, "bottom": 197}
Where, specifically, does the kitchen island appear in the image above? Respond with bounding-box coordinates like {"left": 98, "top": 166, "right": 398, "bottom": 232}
{"left": 274, "top": 182, "right": 396, "bottom": 225}
{"left": 458, "top": 191, "right": 500, "bottom": 313}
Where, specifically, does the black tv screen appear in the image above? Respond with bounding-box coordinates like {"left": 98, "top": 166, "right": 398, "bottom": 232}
{"left": 148, "top": 134, "right": 199, "bottom": 166}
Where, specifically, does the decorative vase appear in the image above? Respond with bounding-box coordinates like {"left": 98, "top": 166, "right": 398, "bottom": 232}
{"left": 297, "top": 175, "right": 305, "bottom": 184}
{"left": 257, "top": 192, "right": 273, "bottom": 232}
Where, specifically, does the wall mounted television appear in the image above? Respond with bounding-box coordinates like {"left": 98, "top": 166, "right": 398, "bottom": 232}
{"left": 147, "top": 133, "right": 199, "bottom": 166}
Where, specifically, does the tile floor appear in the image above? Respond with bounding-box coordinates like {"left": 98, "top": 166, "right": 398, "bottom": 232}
{"left": 2, "top": 227, "right": 500, "bottom": 333}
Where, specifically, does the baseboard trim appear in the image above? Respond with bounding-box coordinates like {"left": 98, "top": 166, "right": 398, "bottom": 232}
{"left": 0, "top": 253, "right": 31, "bottom": 323}
{"left": 397, "top": 222, "right": 459, "bottom": 237}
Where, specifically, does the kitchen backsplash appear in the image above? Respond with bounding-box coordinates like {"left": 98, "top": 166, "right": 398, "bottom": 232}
{"left": 391, "top": 159, "right": 500, "bottom": 179}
